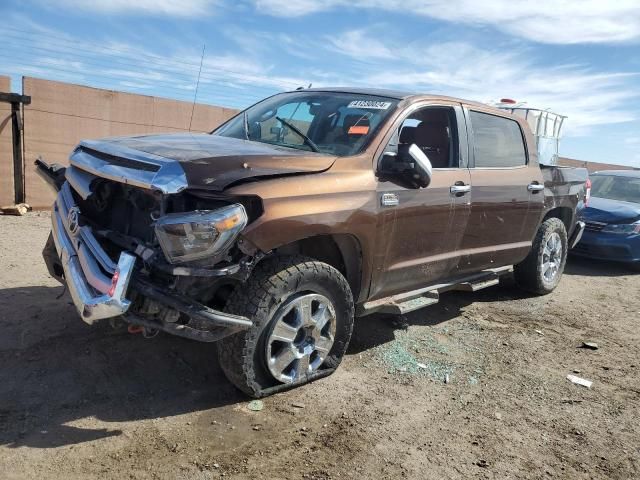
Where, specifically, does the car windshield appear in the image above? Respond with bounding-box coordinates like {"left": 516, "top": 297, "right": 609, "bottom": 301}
{"left": 590, "top": 174, "right": 640, "bottom": 204}
{"left": 213, "top": 91, "right": 399, "bottom": 156}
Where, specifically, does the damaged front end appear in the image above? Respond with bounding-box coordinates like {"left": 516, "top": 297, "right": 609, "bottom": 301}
{"left": 38, "top": 141, "right": 266, "bottom": 342}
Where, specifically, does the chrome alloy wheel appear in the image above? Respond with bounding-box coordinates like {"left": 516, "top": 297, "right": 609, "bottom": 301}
{"left": 266, "top": 293, "right": 336, "bottom": 384}
{"left": 542, "top": 232, "right": 563, "bottom": 283}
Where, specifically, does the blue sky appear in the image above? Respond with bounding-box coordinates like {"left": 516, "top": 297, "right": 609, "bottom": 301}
{"left": 1, "top": 0, "right": 639, "bottom": 166}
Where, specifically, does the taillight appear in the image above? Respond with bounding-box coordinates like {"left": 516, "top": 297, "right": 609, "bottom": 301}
{"left": 585, "top": 178, "right": 592, "bottom": 207}
{"left": 108, "top": 270, "right": 120, "bottom": 297}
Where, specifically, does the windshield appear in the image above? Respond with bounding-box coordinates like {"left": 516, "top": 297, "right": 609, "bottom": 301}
{"left": 590, "top": 174, "right": 640, "bottom": 204}
{"left": 213, "top": 92, "right": 399, "bottom": 156}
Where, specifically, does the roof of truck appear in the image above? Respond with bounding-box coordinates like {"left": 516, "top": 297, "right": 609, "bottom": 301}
{"left": 300, "top": 87, "right": 415, "bottom": 99}
{"left": 289, "top": 87, "right": 487, "bottom": 108}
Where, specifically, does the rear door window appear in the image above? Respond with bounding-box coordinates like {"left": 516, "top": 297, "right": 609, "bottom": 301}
{"left": 469, "top": 111, "right": 527, "bottom": 168}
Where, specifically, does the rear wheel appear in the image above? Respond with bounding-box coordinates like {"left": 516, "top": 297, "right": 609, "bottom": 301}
{"left": 217, "top": 255, "right": 354, "bottom": 397}
{"left": 514, "top": 217, "right": 568, "bottom": 295}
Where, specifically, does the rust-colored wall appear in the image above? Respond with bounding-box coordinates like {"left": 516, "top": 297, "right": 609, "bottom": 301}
{"left": 22, "top": 77, "right": 238, "bottom": 208}
{"left": 0, "top": 76, "right": 13, "bottom": 206}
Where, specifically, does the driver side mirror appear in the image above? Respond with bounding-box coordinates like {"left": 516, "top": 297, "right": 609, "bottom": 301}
{"left": 379, "top": 143, "right": 433, "bottom": 189}
{"left": 269, "top": 125, "right": 288, "bottom": 142}
{"left": 406, "top": 144, "right": 433, "bottom": 188}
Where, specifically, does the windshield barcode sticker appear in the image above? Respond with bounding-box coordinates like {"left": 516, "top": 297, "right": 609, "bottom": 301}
{"left": 348, "top": 100, "right": 392, "bottom": 110}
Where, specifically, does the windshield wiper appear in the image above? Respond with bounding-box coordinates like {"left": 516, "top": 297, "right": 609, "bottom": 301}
{"left": 275, "top": 116, "right": 320, "bottom": 153}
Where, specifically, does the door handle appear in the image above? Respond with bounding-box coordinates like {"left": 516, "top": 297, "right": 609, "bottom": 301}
{"left": 450, "top": 184, "right": 471, "bottom": 196}
{"left": 527, "top": 183, "right": 545, "bottom": 193}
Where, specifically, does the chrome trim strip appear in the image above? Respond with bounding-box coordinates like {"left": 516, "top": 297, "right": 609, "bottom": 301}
{"left": 65, "top": 166, "right": 97, "bottom": 200}
{"left": 70, "top": 139, "right": 188, "bottom": 194}
{"left": 52, "top": 201, "right": 74, "bottom": 257}
{"left": 72, "top": 150, "right": 156, "bottom": 190}
{"left": 77, "top": 243, "right": 112, "bottom": 294}
{"left": 56, "top": 185, "right": 69, "bottom": 217}
{"left": 57, "top": 183, "right": 117, "bottom": 275}
{"left": 79, "top": 227, "right": 117, "bottom": 274}
{"left": 55, "top": 188, "right": 72, "bottom": 237}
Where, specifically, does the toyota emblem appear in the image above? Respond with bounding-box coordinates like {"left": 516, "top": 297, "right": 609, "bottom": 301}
{"left": 67, "top": 207, "right": 80, "bottom": 235}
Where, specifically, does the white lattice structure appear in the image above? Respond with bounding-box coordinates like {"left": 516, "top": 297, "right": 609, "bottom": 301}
{"left": 493, "top": 99, "right": 567, "bottom": 166}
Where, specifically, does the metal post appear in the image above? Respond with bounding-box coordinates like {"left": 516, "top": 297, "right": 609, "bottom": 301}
{"left": 0, "top": 92, "right": 31, "bottom": 205}
{"left": 11, "top": 102, "right": 24, "bottom": 204}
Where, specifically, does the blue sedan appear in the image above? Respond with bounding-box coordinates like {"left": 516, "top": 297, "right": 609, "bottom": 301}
{"left": 574, "top": 170, "right": 640, "bottom": 265}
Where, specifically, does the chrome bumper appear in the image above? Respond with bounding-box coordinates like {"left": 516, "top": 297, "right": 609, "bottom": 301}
{"left": 51, "top": 182, "right": 136, "bottom": 324}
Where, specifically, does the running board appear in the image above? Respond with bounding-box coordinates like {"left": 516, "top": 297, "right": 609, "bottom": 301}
{"left": 452, "top": 276, "right": 500, "bottom": 292}
{"left": 358, "top": 266, "right": 512, "bottom": 317}
{"left": 377, "top": 292, "right": 440, "bottom": 315}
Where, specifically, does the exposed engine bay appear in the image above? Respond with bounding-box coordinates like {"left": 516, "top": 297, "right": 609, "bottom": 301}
{"left": 38, "top": 155, "right": 267, "bottom": 344}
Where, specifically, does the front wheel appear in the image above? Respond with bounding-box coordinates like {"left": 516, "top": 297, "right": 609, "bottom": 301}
{"left": 217, "top": 255, "right": 354, "bottom": 397}
{"left": 514, "top": 217, "right": 568, "bottom": 295}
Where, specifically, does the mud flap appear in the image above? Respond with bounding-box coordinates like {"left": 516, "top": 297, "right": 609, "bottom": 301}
{"left": 42, "top": 233, "right": 64, "bottom": 283}
{"left": 569, "top": 221, "right": 586, "bottom": 249}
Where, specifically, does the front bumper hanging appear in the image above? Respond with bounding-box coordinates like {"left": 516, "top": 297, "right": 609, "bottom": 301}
{"left": 47, "top": 181, "right": 253, "bottom": 337}
{"left": 50, "top": 182, "right": 136, "bottom": 323}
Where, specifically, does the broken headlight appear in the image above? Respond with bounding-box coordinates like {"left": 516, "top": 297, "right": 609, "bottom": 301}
{"left": 154, "top": 204, "right": 248, "bottom": 264}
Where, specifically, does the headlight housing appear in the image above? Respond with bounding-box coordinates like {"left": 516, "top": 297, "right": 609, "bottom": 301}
{"left": 601, "top": 221, "right": 640, "bottom": 235}
{"left": 154, "top": 204, "right": 248, "bottom": 264}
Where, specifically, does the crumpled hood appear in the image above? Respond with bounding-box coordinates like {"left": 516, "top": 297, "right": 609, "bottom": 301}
{"left": 584, "top": 196, "right": 640, "bottom": 223}
{"left": 79, "top": 133, "right": 337, "bottom": 191}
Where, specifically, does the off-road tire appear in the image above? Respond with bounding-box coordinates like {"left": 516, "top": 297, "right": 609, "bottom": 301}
{"left": 217, "top": 255, "right": 354, "bottom": 397}
{"left": 514, "top": 217, "right": 568, "bottom": 295}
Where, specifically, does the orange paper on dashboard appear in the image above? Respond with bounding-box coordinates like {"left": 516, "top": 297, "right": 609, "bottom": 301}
{"left": 348, "top": 125, "right": 369, "bottom": 135}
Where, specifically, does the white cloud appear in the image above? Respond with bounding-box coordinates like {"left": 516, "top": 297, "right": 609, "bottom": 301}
{"left": 4, "top": 13, "right": 638, "bottom": 142}
{"left": 325, "top": 29, "right": 395, "bottom": 60}
{"left": 0, "top": 19, "right": 317, "bottom": 107}
{"left": 325, "top": 33, "right": 638, "bottom": 136}
{"left": 254, "top": 0, "right": 640, "bottom": 44}
{"left": 222, "top": 28, "right": 324, "bottom": 61}
{"left": 253, "top": 0, "right": 341, "bottom": 17}
{"left": 46, "top": 0, "right": 219, "bottom": 16}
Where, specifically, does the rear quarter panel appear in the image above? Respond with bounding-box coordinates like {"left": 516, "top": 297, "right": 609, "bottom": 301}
{"left": 541, "top": 166, "right": 589, "bottom": 234}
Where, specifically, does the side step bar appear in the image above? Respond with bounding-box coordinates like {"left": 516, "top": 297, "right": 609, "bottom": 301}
{"left": 377, "top": 292, "right": 440, "bottom": 315}
{"left": 358, "top": 266, "right": 512, "bottom": 317}
{"left": 452, "top": 276, "right": 500, "bottom": 292}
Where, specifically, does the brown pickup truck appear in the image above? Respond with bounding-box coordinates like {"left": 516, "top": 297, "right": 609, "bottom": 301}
{"left": 38, "top": 88, "right": 588, "bottom": 397}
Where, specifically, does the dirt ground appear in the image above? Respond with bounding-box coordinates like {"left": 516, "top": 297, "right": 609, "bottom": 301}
{"left": 0, "top": 212, "right": 638, "bottom": 480}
